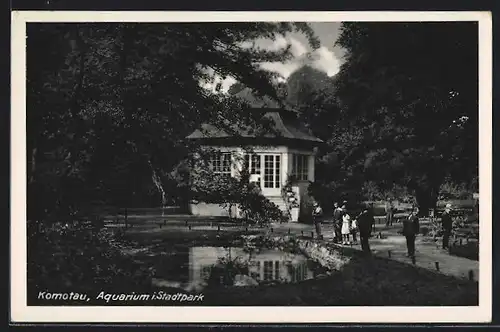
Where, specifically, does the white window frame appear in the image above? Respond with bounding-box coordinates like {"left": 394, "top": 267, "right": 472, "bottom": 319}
{"left": 292, "top": 154, "right": 309, "bottom": 181}
{"left": 244, "top": 153, "right": 261, "bottom": 175}
{"left": 209, "top": 152, "right": 232, "bottom": 177}
{"left": 263, "top": 260, "right": 273, "bottom": 281}
{"left": 263, "top": 154, "right": 281, "bottom": 189}
{"left": 274, "top": 261, "right": 280, "bottom": 280}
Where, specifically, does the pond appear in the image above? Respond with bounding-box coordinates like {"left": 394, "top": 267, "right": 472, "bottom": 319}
{"left": 150, "top": 246, "right": 327, "bottom": 292}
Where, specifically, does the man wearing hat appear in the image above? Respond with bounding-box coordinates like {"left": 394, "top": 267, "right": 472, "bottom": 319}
{"left": 312, "top": 201, "right": 324, "bottom": 240}
{"left": 402, "top": 205, "right": 420, "bottom": 258}
{"left": 441, "top": 203, "right": 454, "bottom": 249}
{"left": 357, "top": 206, "right": 375, "bottom": 254}
{"left": 385, "top": 200, "right": 395, "bottom": 227}
{"left": 332, "top": 202, "right": 344, "bottom": 243}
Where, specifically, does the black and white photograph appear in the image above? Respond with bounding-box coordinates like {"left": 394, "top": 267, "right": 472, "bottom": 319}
{"left": 11, "top": 11, "right": 492, "bottom": 323}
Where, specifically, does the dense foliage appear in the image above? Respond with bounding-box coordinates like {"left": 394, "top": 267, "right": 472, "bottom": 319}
{"left": 27, "top": 22, "right": 319, "bottom": 222}
{"left": 26, "top": 22, "right": 320, "bottom": 299}
{"left": 284, "top": 22, "right": 478, "bottom": 213}
{"left": 27, "top": 223, "right": 155, "bottom": 303}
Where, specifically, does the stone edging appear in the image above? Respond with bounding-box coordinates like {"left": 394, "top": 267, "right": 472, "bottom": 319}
{"left": 241, "top": 234, "right": 350, "bottom": 272}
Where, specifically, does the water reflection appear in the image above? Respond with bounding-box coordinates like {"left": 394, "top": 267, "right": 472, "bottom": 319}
{"left": 152, "top": 246, "right": 320, "bottom": 292}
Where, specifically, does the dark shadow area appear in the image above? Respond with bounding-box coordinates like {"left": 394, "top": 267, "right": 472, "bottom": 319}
{"left": 27, "top": 224, "right": 478, "bottom": 307}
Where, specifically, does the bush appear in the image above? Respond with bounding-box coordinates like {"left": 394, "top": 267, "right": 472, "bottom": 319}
{"left": 449, "top": 242, "right": 479, "bottom": 261}
{"left": 428, "top": 217, "right": 444, "bottom": 238}
{"left": 371, "top": 205, "right": 387, "bottom": 217}
{"left": 27, "top": 222, "right": 155, "bottom": 303}
{"left": 206, "top": 252, "right": 250, "bottom": 287}
{"left": 238, "top": 190, "right": 288, "bottom": 225}
{"left": 190, "top": 167, "right": 287, "bottom": 225}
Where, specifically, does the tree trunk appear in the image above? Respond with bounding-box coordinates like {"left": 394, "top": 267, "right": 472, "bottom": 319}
{"left": 148, "top": 159, "right": 167, "bottom": 214}
{"left": 415, "top": 186, "right": 439, "bottom": 217}
{"left": 28, "top": 147, "right": 37, "bottom": 185}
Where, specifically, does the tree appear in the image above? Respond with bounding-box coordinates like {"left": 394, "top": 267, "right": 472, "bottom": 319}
{"left": 27, "top": 22, "right": 320, "bottom": 221}
{"left": 282, "top": 23, "right": 478, "bottom": 213}
{"left": 326, "top": 22, "right": 478, "bottom": 213}
{"left": 285, "top": 65, "right": 339, "bottom": 141}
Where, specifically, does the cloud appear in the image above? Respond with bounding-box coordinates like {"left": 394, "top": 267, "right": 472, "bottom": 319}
{"left": 200, "top": 29, "right": 343, "bottom": 94}
{"left": 203, "top": 75, "right": 237, "bottom": 94}
{"left": 309, "top": 46, "right": 341, "bottom": 77}
{"left": 244, "top": 35, "right": 307, "bottom": 58}
{"left": 267, "top": 35, "right": 289, "bottom": 52}
{"left": 258, "top": 46, "right": 341, "bottom": 81}
{"left": 198, "top": 66, "right": 236, "bottom": 94}
{"left": 259, "top": 62, "right": 301, "bottom": 82}
{"left": 288, "top": 37, "right": 307, "bottom": 57}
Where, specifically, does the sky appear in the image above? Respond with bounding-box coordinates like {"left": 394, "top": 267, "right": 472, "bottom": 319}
{"left": 203, "top": 22, "right": 345, "bottom": 93}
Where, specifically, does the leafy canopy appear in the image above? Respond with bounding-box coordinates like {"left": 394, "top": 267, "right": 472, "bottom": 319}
{"left": 27, "top": 22, "right": 319, "bottom": 220}
{"left": 285, "top": 22, "right": 478, "bottom": 210}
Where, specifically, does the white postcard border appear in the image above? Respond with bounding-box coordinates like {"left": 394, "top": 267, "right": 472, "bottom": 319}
{"left": 10, "top": 10, "right": 493, "bottom": 323}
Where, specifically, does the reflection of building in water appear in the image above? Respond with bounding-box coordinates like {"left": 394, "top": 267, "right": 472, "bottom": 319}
{"left": 189, "top": 246, "right": 314, "bottom": 286}
{"left": 252, "top": 259, "right": 310, "bottom": 283}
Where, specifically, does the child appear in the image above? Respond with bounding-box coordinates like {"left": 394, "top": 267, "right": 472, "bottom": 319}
{"left": 341, "top": 205, "right": 352, "bottom": 245}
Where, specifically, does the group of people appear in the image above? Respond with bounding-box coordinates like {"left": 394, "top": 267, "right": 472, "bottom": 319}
{"left": 332, "top": 201, "right": 365, "bottom": 246}
{"left": 400, "top": 203, "right": 454, "bottom": 257}
{"left": 312, "top": 200, "right": 375, "bottom": 254}
{"left": 311, "top": 199, "right": 455, "bottom": 259}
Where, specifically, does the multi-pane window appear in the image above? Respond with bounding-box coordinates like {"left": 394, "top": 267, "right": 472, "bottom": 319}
{"left": 290, "top": 263, "right": 308, "bottom": 282}
{"left": 200, "top": 266, "right": 212, "bottom": 280}
{"left": 244, "top": 154, "right": 261, "bottom": 174}
{"left": 292, "top": 154, "right": 309, "bottom": 181}
{"left": 290, "top": 266, "right": 297, "bottom": 282}
{"left": 263, "top": 261, "right": 273, "bottom": 281}
{"left": 264, "top": 155, "right": 281, "bottom": 188}
{"left": 252, "top": 261, "right": 261, "bottom": 281}
{"left": 275, "top": 156, "right": 280, "bottom": 188}
{"left": 209, "top": 152, "right": 231, "bottom": 176}
{"left": 274, "top": 261, "right": 280, "bottom": 280}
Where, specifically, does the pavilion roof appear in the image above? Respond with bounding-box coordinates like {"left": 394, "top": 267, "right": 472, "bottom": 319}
{"left": 186, "top": 107, "right": 323, "bottom": 144}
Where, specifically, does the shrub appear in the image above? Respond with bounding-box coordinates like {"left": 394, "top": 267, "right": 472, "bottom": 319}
{"left": 428, "top": 217, "right": 444, "bottom": 238}
{"left": 190, "top": 167, "right": 287, "bottom": 225}
{"left": 449, "top": 242, "right": 479, "bottom": 261}
{"left": 238, "top": 189, "right": 288, "bottom": 225}
{"left": 206, "top": 251, "right": 250, "bottom": 287}
{"left": 371, "top": 205, "right": 387, "bottom": 217}
{"left": 27, "top": 222, "right": 155, "bottom": 303}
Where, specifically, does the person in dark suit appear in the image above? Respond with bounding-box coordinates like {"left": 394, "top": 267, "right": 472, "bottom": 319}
{"left": 312, "top": 201, "right": 324, "bottom": 240}
{"left": 332, "top": 202, "right": 344, "bottom": 243}
{"left": 357, "top": 207, "right": 375, "bottom": 254}
{"left": 385, "top": 201, "right": 395, "bottom": 226}
{"left": 441, "top": 203, "right": 453, "bottom": 249}
{"left": 402, "top": 206, "right": 420, "bottom": 258}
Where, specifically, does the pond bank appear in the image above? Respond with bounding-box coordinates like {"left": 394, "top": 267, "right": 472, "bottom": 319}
{"left": 132, "top": 230, "right": 478, "bottom": 306}
{"left": 28, "top": 225, "right": 478, "bottom": 306}
{"left": 202, "top": 233, "right": 478, "bottom": 306}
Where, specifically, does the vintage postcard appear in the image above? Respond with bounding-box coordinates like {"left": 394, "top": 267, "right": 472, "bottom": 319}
{"left": 11, "top": 10, "right": 492, "bottom": 323}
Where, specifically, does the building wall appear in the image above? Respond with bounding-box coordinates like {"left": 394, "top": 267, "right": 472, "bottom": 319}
{"left": 287, "top": 148, "right": 316, "bottom": 223}
{"left": 189, "top": 202, "right": 239, "bottom": 218}
{"left": 189, "top": 144, "right": 318, "bottom": 222}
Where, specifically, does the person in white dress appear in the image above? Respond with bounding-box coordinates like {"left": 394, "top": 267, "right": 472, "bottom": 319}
{"left": 341, "top": 205, "right": 352, "bottom": 245}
